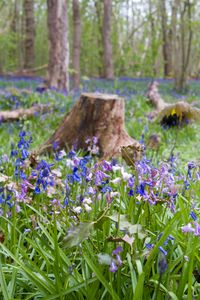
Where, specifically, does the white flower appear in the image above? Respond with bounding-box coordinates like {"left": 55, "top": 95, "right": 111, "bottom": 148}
{"left": 111, "top": 177, "right": 121, "bottom": 184}
{"left": 121, "top": 168, "right": 132, "bottom": 181}
{"left": 82, "top": 197, "right": 92, "bottom": 205}
{"left": 59, "top": 150, "right": 66, "bottom": 158}
{"left": 110, "top": 191, "right": 119, "bottom": 198}
{"left": 73, "top": 206, "right": 82, "bottom": 214}
{"left": 66, "top": 159, "right": 74, "bottom": 168}
{"left": 112, "top": 165, "right": 122, "bottom": 172}
{"left": 52, "top": 169, "right": 62, "bottom": 177}
{"left": 84, "top": 203, "right": 92, "bottom": 212}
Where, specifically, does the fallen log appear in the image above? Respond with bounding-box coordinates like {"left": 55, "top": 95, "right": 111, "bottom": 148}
{"left": 0, "top": 104, "right": 51, "bottom": 122}
{"left": 146, "top": 81, "right": 200, "bottom": 126}
{"left": 39, "top": 92, "right": 143, "bottom": 160}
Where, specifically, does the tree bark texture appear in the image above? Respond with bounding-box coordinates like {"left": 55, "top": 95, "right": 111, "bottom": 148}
{"left": 47, "top": 0, "right": 69, "bottom": 91}
{"left": 160, "top": 0, "right": 172, "bottom": 77}
{"left": 72, "top": 0, "right": 81, "bottom": 89}
{"left": 23, "top": 0, "right": 35, "bottom": 69}
{"left": 103, "top": 0, "right": 114, "bottom": 79}
{"left": 173, "top": 0, "right": 193, "bottom": 91}
{"left": 94, "top": 0, "right": 104, "bottom": 77}
{"left": 40, "top": 93, "right": 142, "bottom": 160}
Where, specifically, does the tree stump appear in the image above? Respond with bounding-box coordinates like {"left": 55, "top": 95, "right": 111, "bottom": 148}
{"left": 39, "top": 92, "right": 142, "bottom": 159}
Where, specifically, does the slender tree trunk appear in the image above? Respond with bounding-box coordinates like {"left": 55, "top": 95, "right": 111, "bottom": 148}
{"left": 174, "top": 0, "right": 193, "bottom": 91}
{"left": 94, "top": 0, "right": 104, "bottom": 77}
{"left": 47, "top": 0, "right": 69, "bottom": 91}
{"left": 148, "top": 0, "right": 156, "bottom": 76}
{"left": 72, "top": 0, "right": 81, "bottom": 89}
{"left": 23, "top": 0, "right": 35, "bottom": 69}
{"left": 10, "top": 0, "right": 23, "bottom": 71}
{"left": 160, "top": 0, "right": 172, "bottom": 77}
{"left": 103, "top": 0, "right": 114, "bottom": 79}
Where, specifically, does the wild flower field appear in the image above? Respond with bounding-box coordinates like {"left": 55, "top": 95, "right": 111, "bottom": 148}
{"left": 0, "top": 76, "right": 200, "bottom": 300}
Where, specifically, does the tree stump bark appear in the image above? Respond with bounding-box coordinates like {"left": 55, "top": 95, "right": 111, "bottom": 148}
{"left": 39, "top": 92, "right": 142, "bottom": 159}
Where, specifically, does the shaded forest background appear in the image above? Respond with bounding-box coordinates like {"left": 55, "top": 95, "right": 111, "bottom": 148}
{"left": 0, "top": 0, "right": 200, "bottom": 92}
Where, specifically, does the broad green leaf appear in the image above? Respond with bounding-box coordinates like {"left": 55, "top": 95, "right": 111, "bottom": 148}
{"left": 63, "top": 222, "right": 94, "bottom": 248}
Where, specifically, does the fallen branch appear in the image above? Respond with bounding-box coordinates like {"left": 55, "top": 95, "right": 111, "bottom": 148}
{"left": 0, "top": 104, "right": 51, "bottom": 122}
{"left": 146, "top": 81, "right": 200, "bottom": 126}
{"left": 19, "top": 64, "right": 48, "bottom": 75}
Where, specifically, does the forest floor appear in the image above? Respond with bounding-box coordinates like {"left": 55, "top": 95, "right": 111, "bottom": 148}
{"left": 0, "top": 76, "right": 200, "bottom": 299}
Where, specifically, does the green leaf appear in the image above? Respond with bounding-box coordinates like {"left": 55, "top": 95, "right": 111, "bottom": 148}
{"left": 63, "top": 222, "right": 94, "bottom": 248}
{"left": 108, "top": 214, "right": 145, "bottom": 238}
{"left": 0, "top": 258, "right": 10, "bottom": 300}
{"left": 97, "top": 253, "right": 112, "bottom": 265}
{"left": 133, "top": 272, "right": 145, "bottom": 300}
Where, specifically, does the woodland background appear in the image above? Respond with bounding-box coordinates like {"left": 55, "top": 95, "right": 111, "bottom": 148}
{"left": 0, "top": 0, "right": 199, "bottom": 92}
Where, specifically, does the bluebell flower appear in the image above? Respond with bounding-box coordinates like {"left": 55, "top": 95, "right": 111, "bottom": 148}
{"left": 128, "top": 189, "right": 134, "bottom": 196}
{"left": 159, "top": 246, "right": 168, "bottom": 256}
{"left": 21, "top": 149, "right": 29, "bottom": 160}
{"left": 190, "top": 211, "right": 197, "bottom": 221}
{"left": 109, "top": 260, "right": 118, "bottom": 273}
{"left": 63, "top": 197, "right": 69, "bottom": 206}
{"left": 101, "top": 185, "right": 112, "bottom": 193}
{"left": 158, "top": 253, "right": 168, "bottom": 274}
{"left": 20, "top": 170, "right": 26, "bottom": 180}
{"left": 34, "top": 186, "right": 41, "bottom": 194}
{"left": 68, "top": 150, "right": 76, "bottom": 159}
{"left": 136, "top": 183, "right": 146, "bottom": 196}
{"left": 145, "top": 243, "right": 154, "bottom": 250}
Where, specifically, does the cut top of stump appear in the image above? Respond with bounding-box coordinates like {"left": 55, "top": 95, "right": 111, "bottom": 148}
{"left": 81, "top": 93, "right": 122, "bottom": 101}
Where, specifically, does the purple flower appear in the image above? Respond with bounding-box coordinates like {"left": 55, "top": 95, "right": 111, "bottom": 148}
{"left": 95, "top": 170, "right": 109, "bottom": 186}
{"left": 109, "top": 260, "right": 118, "bottom": 273}
{"left": 34, "top": 186, "right": 41, "bottom": 194}
{"left": 128, "top": 176, "right": 135, "bottom": 188}
{"left": 145, "top": 243, "right": 154, "bottom": 250}
{"left": 112, "top": 246, "right": 123, "bottom": 255}
{"left": 158, "top": 246, "right": 168, "bottom": 256}
{"left": 102, "top": 160, "right": 112, "bottom": 172}
{"left": 190, "top": 211, "right": 197, "bottom": 221}
{"left": 116, "top": 254, "right": 122, "bottom": 266}
{"left": 158, "top": 254, "right": 168, "bottom": 274}
{"left": 194, "top": 222, "right": 200, "bottom": 236}
{"left": 181, "top": 223, "right": 195, "bottom": 233}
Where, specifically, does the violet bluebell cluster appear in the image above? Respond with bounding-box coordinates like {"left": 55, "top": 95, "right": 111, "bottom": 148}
{"left": 32, "top": 160, "right": 54, "bottom": 194}
{"left": 11, "top": 130, "right": 32, "bottom": 179}
{"left": 109, "top": 246, "right": 123, "bottom": 273}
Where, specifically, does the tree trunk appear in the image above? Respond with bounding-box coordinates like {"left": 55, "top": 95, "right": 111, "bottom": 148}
{"left": 160, "top": 0, "right": 172, "bottom": 77}
{"left": 47, "top": 0, "right": 69, "bottom": 91}
{"left": 72, "top": 0, "right": 81, "bottom": 89}
{"left": 94, "top": 0, "right": 104, "bottom": 77}
{"left": 103, "top": 0, "right": 114, "bottom": 79}
{"left": 174, "top": 0, "right": 193, "bottom": 91}
{"left": 39, "top": 93, "right": 142, "bottom": 160}
{"left": 23, "top": 0, "right": 35, "bottom": 69}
